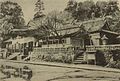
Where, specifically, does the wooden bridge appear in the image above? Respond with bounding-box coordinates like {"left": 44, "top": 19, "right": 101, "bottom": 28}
{"left": 86, "top": 44, "right": 120, "bottom": 52}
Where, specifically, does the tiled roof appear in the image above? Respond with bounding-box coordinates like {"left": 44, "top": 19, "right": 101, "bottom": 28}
{"left": 57, "top": 26, "right": 80, "bottom": 36}
{"left": 9, "top": 17, "right": 120, "bottom": 37}
{"left": 81, "top": 18, "right": 105, "bottom": 32}
{"left": 56, "top": 18, "right": 105, "bottom": 36}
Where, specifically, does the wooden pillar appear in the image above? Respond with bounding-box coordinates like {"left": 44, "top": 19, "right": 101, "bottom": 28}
{"left": 16, "top": 43, "right": 19, "bottom": 52}
{"left": 39, "top": 40, "right": 42, "bottom": 47}
{"left": 21, "top": 44, "right": 23, "bottom": 53}
{"left": 19, "top": 44, "right": 21, "bottom": 53}
{"left": 15, "top": 44, "right": 16, "bottom": 52}
{"left": 22, "top": 43, "right": 25, "bottom": 55}
{"left": 12, "top": 45, "right": 14, "bottom": 53}
{"left": 12, "top": 45, "right": 13, "bottom": 53}
{"left": 6, "top": 43, "right": 8, "bottom": 48}
{"left": 8, "top": 43, "right": 10, "bottom": 49}
{"left": 18, "top": 43, "right": 21, "bottom": 52}
{"left": 26, "top": 42, "right": 29, "bottom": 47}
{"left": 55, "top": 39, "right": 58, "bottom": 46}
{"left": 36, "top": 41, "right": 39, "bottom": 47}
{"left": 46, "top": 36, "right": 49, "bottom": 47}
{"left": 33, "top": 42, "right": 36, "bottom": 47}
{"left": 82, "top": 39, "right": 85, "bottom": 49}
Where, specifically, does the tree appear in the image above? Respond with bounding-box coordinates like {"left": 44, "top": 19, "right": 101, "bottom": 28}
{"left": 96, "top": 0, "right": 120, "bottom": 17}
{"left": 27, "top": 0, "right": 46, "bottom": 38}
{"left": 106, "top": 0, "right": 120, "bottom": 16}
{"left": 28, "top": 10, "right": 74, "bottom": 39}
{"left": 64, "top": 0, "right": 77, "bottom": 19}
{"left": 40, "top": 11, "right": 70, "bottom": 46}
{"left": 0, "top": 16, "right": 14, "bottom": 47}
{"left": 58, "top": 11, "right": 74, "bottom": 24}
{"left": 27, "top": 16, "right": 46, "bottom": 30}
{"left": 65, "top": 0, "right": 96, "bottom": 21}
{"left": 78, "top": 0, "right": 95, "bottom": 20}
{"left": 96, "top": 1, "right": 108, "bottom": 17}
{"left": 75, "top": 2, "right": 84, "bottom": 21}
{"left": 30, "top": 10, "right": 73, "bottom": 42}
{"left": 0, "top": 16, "right": 13, "bottom": 34}
{"left": 42, "top": 11, "right": 63, "bottom": 37}
{"left": 34, "top": 0, "right": 45, "bottom": 19}
{"left": 0, "top": 1, "right": 25, "bottom": 29}
{"left": 64, "top": 0, "right": 120, "bottom": 21}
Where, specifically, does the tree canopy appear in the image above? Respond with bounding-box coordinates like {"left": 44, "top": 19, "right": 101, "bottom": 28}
{"left": 34, "top": 0, "right": 45, "bottom": 19}
{"left": 0, "top": 1, "right": 25, "bottom": 29}
{"left": 64, "top": 0, "right": 120, "bottom": 21}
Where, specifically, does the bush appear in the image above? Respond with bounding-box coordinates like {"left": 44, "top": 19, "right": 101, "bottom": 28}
{"left": 88, "top": 59, "right": 95, "bottom": 65}
{"left": 106, "top": 61, "right": 117, "bottom": 68}
{"left": 115, "top": 61, "right": 120, "bottom": 69}
{"left": 106, "top": 61, "right": 120, "bottom": 69}
{"left": 95, "top": 50, "right": 106, "bottom": 66}
{"left": 81, "top": 61, "right": 87, "bottom": 64}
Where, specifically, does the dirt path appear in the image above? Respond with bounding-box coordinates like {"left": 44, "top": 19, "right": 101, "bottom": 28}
{"left": 0, "top": 60, "right": 120, "bottom": 81}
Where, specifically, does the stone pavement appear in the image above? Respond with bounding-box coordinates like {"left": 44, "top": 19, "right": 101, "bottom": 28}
{"left": 1, "top": 59, "right": 120, "bottom": 73}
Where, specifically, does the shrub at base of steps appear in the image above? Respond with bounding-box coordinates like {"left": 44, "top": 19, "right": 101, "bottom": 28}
{"left": 87, "top": 59, "right": 95, "bottom": 65}
{"left": 81, "top": 61, "right": 87, "bottom": 64}
{"left": 105, "top": 49, "right": 120, "bottom": 69}
{"left": 106, "top": 61, "right": 120, "bottom": 69}
{"left": 116, "top": 61, "right": 120, "bottom": 69}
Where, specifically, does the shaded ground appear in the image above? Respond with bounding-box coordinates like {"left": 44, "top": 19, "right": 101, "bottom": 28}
{"left": 0, "top": 61, "right": 120, "bottom": 81}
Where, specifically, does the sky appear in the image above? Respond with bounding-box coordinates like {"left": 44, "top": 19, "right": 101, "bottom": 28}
{"left": 0, "top": 0, "right": 119, "bottom": 24}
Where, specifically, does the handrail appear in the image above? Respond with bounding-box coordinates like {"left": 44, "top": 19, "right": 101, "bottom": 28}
{"left": 86, "top": 44, "right": 120, "bottom": 52}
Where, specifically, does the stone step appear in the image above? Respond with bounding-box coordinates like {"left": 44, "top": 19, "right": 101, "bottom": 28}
{"left": 7, "top": 53, "right": 20, "bottom": 60}
{"left": 78, "top": 55, "right": 84, "bottom": 57}
{"left": 73, "top": 61, "right": 83, "bottom": 64}
{"left": 74, "top": 59, "right": 84, "bottom": 61}
{"left": 76, "top": 55, "right": 84, "bottom": 59}
{"left": 74, "top": 55, "right": 84, "bottom": 64}
{"left": 76, "top": 58, "right": 84, "bottom": 60}
{"left": 77, "top": 56, "right": 84, "bottom": 58}
{"left": 75, "top": 59, "right": 84, "bottom": 61}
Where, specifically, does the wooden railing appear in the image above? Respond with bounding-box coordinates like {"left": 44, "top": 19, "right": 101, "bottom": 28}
{"left": 86, "top": 44, "right": 120, "bottom": 52}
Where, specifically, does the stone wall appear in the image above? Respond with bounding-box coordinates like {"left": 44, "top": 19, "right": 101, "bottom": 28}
{"left": 31, "top": 47, "right": 75, "bottom": 63}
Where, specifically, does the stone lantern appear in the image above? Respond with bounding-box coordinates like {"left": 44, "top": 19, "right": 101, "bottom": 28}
{"left": 38, "top": 40, "right": 43, "bottom": 47}
{"left": 101, "top": 35, "right": 108, "bottom": 45}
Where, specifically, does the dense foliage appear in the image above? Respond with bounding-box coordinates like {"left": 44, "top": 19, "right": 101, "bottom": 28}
{"left": 34, "top": 0, "right": 45, "bottom": 19}
{"left": 0, "top": 1, "right": 25, "bottom": 29}
{"left": 65, "top": 0, "right": 120, "bottom": 21}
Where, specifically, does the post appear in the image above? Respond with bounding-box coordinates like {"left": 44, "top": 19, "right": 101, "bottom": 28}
{"left": 36, "top": 41, "right": 39, "bottom": 47}
{"left": 33, "top": 42, "right": 36, "bottom": 47}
